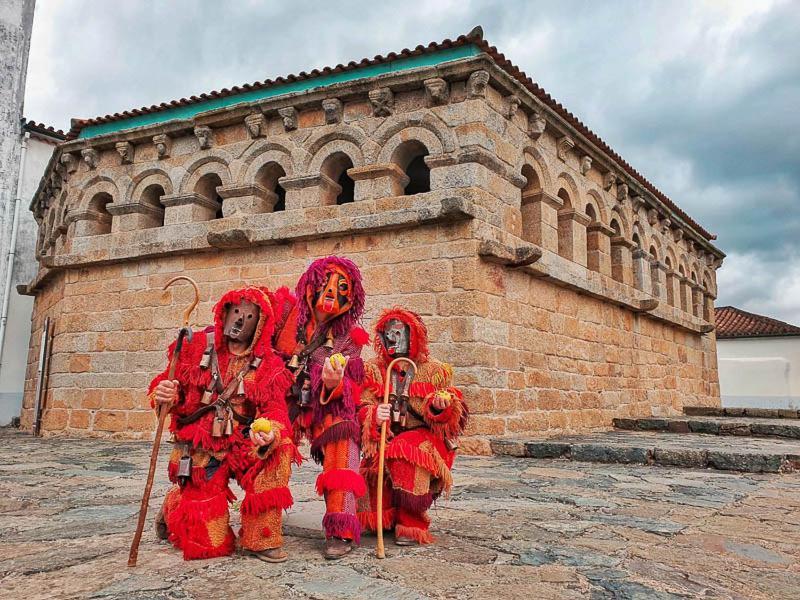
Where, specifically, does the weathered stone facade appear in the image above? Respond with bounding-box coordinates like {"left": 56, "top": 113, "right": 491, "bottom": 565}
{"left": 20, "top": 31, "right": 724, "bottom": 453}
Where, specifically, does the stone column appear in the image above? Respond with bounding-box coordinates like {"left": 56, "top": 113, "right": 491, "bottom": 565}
{"left": 107, "top": 203, "right": 164, "bottom": 232}
{"left": 651, "top": 260, "right": 669, "bottom": 304}
{"left": 610, "top": 236, "right": 635, "bottom": 286}
{"left": 632, "top": 248, "right": 654, "bottom": 293}
{"left": 586, "top": 221, "right": 614, "bottom": 276}
{"left": 520, "top": 191, "right": 563, "bottom": 253}
{"left": 665, "top": 269, "right": 680, "bottom": 308}
{"left": 160, "top": 192, "right": 220, "bottom": 225}
{"left": 557, "top": 209, "right": 591, "bottom": 266}
{"left": 691, "top": 283, "right": 704, "bottom": 318}
{"left": 279, "top": 173, "right": 341, "bottom": 209}
{"left": 703, "top": 290, "right": 716, "bottom": 322}
{"left": 347, "top": 163, "right": 409, "bottom": 201}
{"left": 217, "top": 183, "right": 275, "bottom": 216}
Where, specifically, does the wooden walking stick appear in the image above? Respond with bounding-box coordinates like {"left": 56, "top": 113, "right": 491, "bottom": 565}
{"left": 376, "top": 356, "right": 417, "bottom": 559}
{"left": 128, "top": 276, "right": 200, "bottom": 567}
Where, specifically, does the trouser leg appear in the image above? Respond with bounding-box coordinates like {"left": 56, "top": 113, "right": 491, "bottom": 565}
{"left": 315, "top": 435, "right": 365, "bottom": 542}
{"left": 387, "top": 457, "right": 435, "bottom": 544}
{"left": 356, "top": 458, "right": 395, "bottom": 533}
{"left": 239, "top": 447, "right": 294, "bottom": 551}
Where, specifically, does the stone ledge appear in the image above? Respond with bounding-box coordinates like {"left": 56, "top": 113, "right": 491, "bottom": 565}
{"left": 614, "top": 416, "right": 800, "bottom": 439}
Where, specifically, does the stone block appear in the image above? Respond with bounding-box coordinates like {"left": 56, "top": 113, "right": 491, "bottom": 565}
{"left": 653, "top": 448, "right": 708, "bottom": 469}
{"left": 570, "top": 443, "right": 651, "bottom": 464}
{"left": 524, "top": 441, "right": 571, "bottom": 459}
{"left": 707, "top": 451, "right": 784, "bottom": 473}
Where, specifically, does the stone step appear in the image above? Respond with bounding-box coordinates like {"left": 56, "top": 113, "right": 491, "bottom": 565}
{"left": 613, "top": 416, "right": 800, "bottom": 439}
{"left": 683, "top": 406, "right": 800, "bottom": 419}
{"left": 490, "top": 431, "right": 800, "bottom": 473}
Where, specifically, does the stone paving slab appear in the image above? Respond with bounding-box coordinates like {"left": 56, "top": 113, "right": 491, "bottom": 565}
{"left": 614, "top": 416, "right": 800, "bottom": 439}
{"left": 1, "top": 428, "right": 799, "bottom": 599}
{"left": 684, "top": 406, "right": 800, "bottom": 419}
{"left": 491, "top": 431, "right": 800, "bottom": 473}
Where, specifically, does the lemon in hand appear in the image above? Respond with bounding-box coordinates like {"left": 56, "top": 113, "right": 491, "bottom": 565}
{"left": 329, "top": 353, "right": 347, "bottom": 369}
{"left": 251, "top": 418, "right": 272, "bottom": 434}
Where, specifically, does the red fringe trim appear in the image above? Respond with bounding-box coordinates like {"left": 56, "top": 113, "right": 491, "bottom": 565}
{"left": 386, "top": 438, "right": 440, "bottom": 477}
{"left": 315, "top": 469, "right": 366, "bottom": 498}
{"left": 358, "top": 508, "right": 396, "bottom": 532}
{"left": 350, "top": 326, "right": 370, "bottom": 346}
{"left": 395, "top": 524, "right": 434, "bottom": 545}
{"left": 322, "top": 512, "right": 361, "bottom": 544}
{"left": 241, "top": 486, "right": 293, "bottom": 515}
{"left": 393, "top": 489, "right": 434, "bottom": 513}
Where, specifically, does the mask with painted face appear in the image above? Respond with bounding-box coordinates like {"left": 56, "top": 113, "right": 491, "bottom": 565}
{"left": 223, "top": 299, "right": 260, "bottom": 345}
{"left": 310, "top": 267, "right": 352, "bottom": 323}
{"left": 379, "top": 318, "right": 410, "bottom": 357}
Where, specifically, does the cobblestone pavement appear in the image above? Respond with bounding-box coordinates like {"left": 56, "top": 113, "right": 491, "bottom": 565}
{"left": 0, "top": 429, "right": 798, "bottom": 600}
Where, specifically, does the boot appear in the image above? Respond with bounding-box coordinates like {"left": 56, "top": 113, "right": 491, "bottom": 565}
{"left": 244, "top": 547, "right": 288, "bottom": 563}
{"left": 394, "top": 535, "right": 418, "bottom": 546}
{"left": 154, "top": 506, "right": 168, "bottom": 541}
{"left": 323, "top": 537, "right": 353, "bottom": 559}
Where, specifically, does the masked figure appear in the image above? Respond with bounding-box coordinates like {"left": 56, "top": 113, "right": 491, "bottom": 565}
{"left": 148, "top": 286, "right": 300, "bottom": 562}
{"left": 272, "top": 256, "right": 369, "bottom": 559}
{"left": 357, "top": 307, "right": 468, "bottom": 545}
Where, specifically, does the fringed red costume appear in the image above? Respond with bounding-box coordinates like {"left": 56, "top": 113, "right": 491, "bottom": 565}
{"left": 272, "top": 256, "right": 368, "bottom": 549}
{"left": 357, "top": 308, "right": 468, "bottom": 544}
{"left": 148, "top": 286, "right": 299, "bottom": 560}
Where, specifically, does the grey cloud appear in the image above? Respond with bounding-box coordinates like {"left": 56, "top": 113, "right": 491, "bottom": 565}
{"left": 23, "top": 0, "right": 800, "bottom": 324}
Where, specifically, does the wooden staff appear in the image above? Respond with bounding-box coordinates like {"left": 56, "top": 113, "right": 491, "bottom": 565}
{"left": 128, "top": 276, "right": 199, "bottom": 567}
{"left": 376, "top": 356, "right": 417, "bottom": 559}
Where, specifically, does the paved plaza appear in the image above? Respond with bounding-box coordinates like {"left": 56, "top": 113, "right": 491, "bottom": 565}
{"left": 0, "top": 428, "right": 798, "bottom": 599}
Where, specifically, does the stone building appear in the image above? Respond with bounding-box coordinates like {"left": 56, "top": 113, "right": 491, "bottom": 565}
{"left": 20, "top": 29, "right": 724, "bottom": 453}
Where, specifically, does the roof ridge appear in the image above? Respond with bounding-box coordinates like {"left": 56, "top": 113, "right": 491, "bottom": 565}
{"left": 716, "top": 305, "right": 800, "bottom": 338}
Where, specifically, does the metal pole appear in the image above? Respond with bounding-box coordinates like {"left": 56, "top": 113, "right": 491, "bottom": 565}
{"left": 0, "top": 131, "right": 30, "bottom": 369}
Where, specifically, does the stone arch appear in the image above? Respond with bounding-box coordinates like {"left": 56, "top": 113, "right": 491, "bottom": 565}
{"left": 241, "top": 141, "right": 296, "bottom": 183}
{"left": 631, "top": 221, "right": 645, "bottom": 249}
{"left": 517, "top": 146, "right": 554, "bottom": 195}
{"left": 179, "top": 155, "right": 232, "bottom": 194}
{"left": 320, "top": 152, "right": 356, "bottom": 205}
{"left": 555, "top": 172, "right": 581, "bottom": 209}
{"left": 648, "top": 235, "right": 663, "bottom": 261}
{"left": 585, "top": 189, "right": 608, "bottom": 224}
{"left": 389, "top": 138, "right": 432, "bottom": 196}
{"left": 610, "top": 205, "right": 631, "bottom": 239}
{"left": 303, "top": 127, "right": 368, "bottom": 173}
{"left": 308, "top": 138, "right": 364, "bottom": 174}
{"left": 128, "top": 170, "right": 173, "bottom": 204}
{"left": 371, "top": 112, "right": 455, "bottom": 163}
{"left": 376, "top": 126, "right": 445, "bottom": 165}
{"left": 77, "top": 176, "right": 119, "bottom": 211}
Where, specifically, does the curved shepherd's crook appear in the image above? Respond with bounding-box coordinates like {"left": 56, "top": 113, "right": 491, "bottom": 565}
{"left": 128, "top": 276, "right": 200, "bottom": 567}
{"left": 376, "top": 356, "right": 418, "bottom": 559}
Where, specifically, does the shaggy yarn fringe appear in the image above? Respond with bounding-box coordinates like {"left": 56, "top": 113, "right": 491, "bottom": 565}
{"left": 322, "top": 512, "right": 362, "bottom": 544}
{"left": 315, "top": 468, "right": 366, "bottom": 498}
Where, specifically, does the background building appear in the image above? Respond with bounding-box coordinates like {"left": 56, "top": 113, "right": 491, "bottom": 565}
{"left": 716, "top": 306, "right": 800, "bottom": 410}
{"left": 0, "top": 0, "right": 65, "bottom": 425}
{"left": 20, "top": 30, "right": 725, "bottom": 452}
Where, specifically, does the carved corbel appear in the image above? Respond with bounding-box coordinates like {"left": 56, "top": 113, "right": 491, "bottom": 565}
{"left": 278, "top": 107, "right": 298, "bottom": 131}
{"left": 557, "top": 136, "right": 574, "bottom": 162}
{"left": 528, "top": 111, "right": 546, "bottom": 140}
{"left": 580, "top": 155, "right": 592, "bottom": 175}
{"left": 81, "top": 148, "right": 98, "bottom": 170}
{"left": 506, "top": 95, "right": 522, "bottom": 119}
{"left": 60, "top": 152, "right": 77, "bottom": 174}
{"left": 647, "top": 208, "right": 659, "bottom": 226}
{"left": 368, "top": 88, "right": 394, "bottom": 117}
{"left": 194, "top": 125, "right": 212, "bottom": 149}
{"left": 617, "top": 182, "right": 629, "bottom": 203}
{"left": 660, "top": 217, "right": 672, "bottom": 235}
{"left": 322, "top": 98, "right": 343, "bottom": 124}
{"left": 672, "top": 227, "right": 684, "bottom": 242}
{"left": 115, "top": 141, "right": 133, "bottom": 164}
{"left": 603, "top": 171, "right": 616, "bottom": 191}
{"left": 244, "top": 113, "right": 266, "bottom": 138}
{"left": 631, "top": 193, "right": 645, "bottom": 213}
{"left": 153, "top": 134, "right": 171, "bottom": 159}
{"left": 423, "top": 78, "right": 449, "bottom": 107}
{"left": 467, "top": 70, "right": 490, "bottom": 98}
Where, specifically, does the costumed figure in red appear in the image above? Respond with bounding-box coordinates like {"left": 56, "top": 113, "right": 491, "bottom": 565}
{"left": 357, "top": 307, "right": 468, "bottom": 545}
{"left": 149, "top": 286, "right": 300, "bottom": 562}
{"left": 272, "top": 256, "right": 369, "bottom": 559}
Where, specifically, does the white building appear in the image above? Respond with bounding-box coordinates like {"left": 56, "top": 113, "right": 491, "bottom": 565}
{"left": 716, "top": 306, "right": 800, "bottom": 410}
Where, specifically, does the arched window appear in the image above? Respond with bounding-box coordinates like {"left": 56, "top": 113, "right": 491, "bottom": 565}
{"left": 255, "top": 162, "right": 287, "bottom": 212}
{"left": 610, "top": 218, "right": 621, "bottom": 237}
{"left": 649, "top": 245, "right": 658, "bottom": 260}
{"left": 140, "top": 184, "right": 165, "bottom": 227}
{"left": 664, "top": 256, "right": 675, "bottom": 306}
{"left": 392, "top": 140, "right": 430, "bottom": 195}
{"left": 195, "top": 173, "right": 224, "bottom": 219}
{"left": 585, "top": 204, "right": 597, "bottom": 222}
{"left": 87, "top": 192, "right": 113, "bottom": 235}
{"left": 321, "top": 152, "right": 355, "bottom": 205}
{"left": 678, "top": 265, "right": 688, "bottom": 311}
{"left": 556, "top": 188, "right": 573, "bottom": 260}
{"left": 632, "top": 232, "right": 641, "bottom": 248}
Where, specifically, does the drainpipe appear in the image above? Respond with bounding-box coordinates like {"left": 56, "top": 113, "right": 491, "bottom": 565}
{"left": 0, "top": 131, "right": 30, "bottom": 370}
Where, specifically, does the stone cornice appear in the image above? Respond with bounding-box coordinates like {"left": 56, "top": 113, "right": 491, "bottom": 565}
{"left": 160, "top": 192, "right": 220, "bottom": 211}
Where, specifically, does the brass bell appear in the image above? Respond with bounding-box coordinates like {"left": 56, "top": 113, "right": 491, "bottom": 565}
{"left": 212, "top": 415, "right": 224, "bottom": 438}
{"left": 199, "top": 351, "right": 211, "bottom": 369}
{"left": 324, "top": 331, "right": 335, "bottom": 349}
{"left": 224, "top": 413, "right": 234, "bottom": 436}
{"left": 287, "top": 354, "right": 300, "bottom": 369}
{"left": 237, "top": 378, "right": 245, "bottom": 396}
{"left": 201, "top": 389, "right": 214, "bottom": 405}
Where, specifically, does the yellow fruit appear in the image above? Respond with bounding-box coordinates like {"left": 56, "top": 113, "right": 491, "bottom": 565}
{"left": 251, "top": 418, "right": 272, "bottom": 434}
{"left": 435, "top": 391, "right": 452, "bottom": 402}
{"left": 329, "top": 353, "right": 347, "bottom": 368}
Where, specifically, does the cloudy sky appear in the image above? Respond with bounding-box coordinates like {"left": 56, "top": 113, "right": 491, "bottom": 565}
{"left": 23, "top": 0, "right": 800, "bottom": 323}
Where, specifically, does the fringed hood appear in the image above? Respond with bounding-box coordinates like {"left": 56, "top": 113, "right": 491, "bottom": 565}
{"left": 373, "top": 306, "right": 429, "bottom": 363}
{"left": 212, "top": 286, "right": 276, "bottom": 358}
{"left": 295, "top": 255, "right": 365, "bottom": 340}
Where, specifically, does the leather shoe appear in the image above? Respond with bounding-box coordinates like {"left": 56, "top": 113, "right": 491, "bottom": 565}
{"left": 323, "top": 537, "right": 353, "bottom": 559}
